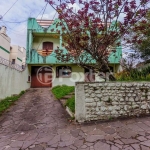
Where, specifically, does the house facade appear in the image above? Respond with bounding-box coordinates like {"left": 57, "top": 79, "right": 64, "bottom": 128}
{"left": 26, "top": 18, "right": 122, "bottom": 88}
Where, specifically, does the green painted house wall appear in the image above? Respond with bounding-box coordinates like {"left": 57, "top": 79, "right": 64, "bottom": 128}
{"left": 26, "top": 18, "right": 122, "bottom": 65}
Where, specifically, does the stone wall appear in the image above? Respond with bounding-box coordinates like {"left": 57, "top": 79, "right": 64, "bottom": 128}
{"left": 75, "top": 82, "right": 150, "bottom": 123}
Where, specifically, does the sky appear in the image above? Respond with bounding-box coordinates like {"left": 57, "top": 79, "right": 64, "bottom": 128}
{"left": 0, "top": 0, "right": 81, "bottom": 48}
{"left": 0, "top": 0, "right": 149, "bottom": 51}
{"left": 0, "top": 0, "right": 57, "bottom": 48}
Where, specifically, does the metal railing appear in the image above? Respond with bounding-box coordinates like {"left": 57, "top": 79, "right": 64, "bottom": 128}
{"left": 0, "top": 56, "right": 26, "bottom": 72}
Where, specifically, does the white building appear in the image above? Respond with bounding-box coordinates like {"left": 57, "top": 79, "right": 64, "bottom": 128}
{"left": 0, "top": 26, "right": 11, "bottom": 60}
{"left": 10, "top": 45, "right": 26, "bottom": 66}
{"left": 0, "top": 26, "right": 26, "bottom": 66}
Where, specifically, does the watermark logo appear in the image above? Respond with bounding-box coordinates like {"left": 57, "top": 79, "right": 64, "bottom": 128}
{"left": 36, "top": 66, "right": 55, "bottom": 85}
{"left": 36, "top": 66, "right": 113, "bottom": 84}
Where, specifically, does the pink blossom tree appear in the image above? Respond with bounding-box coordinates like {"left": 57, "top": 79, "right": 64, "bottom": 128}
{"left": 45, "top": 0, "right": 149, "bottom": 80}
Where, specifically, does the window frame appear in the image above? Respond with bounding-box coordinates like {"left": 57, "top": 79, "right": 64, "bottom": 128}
{"left": 56, "top": 66, "right": 72, "bottom": 78}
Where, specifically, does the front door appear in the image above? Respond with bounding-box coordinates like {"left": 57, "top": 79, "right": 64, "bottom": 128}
{"left": 31, "top": 66, "right": 52, "bottom": 88}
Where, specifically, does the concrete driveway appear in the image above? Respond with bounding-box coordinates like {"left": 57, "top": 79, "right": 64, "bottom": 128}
{"left": 0, "top": 88, "right": 150, "bottom": 150}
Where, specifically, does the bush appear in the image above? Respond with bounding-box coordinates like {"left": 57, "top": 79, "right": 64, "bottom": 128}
{"left": 115, "top": 66, "right": 150, "bottom": 81}
{"left": 19, "top": 90, "right": 25, "bottom": 96}
{"left": 0, "top": 91, "right": 25, "bottom": 115}
{"left": 52, "top": 85, "right": 74, "bottom": 99}
{"left": 65, "top": 96, "right": 75, "bottom": 113}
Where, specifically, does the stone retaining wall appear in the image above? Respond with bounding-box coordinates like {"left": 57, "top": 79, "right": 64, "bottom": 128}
{"left": 75, "top": 82, "right": 150, "bottom": 122}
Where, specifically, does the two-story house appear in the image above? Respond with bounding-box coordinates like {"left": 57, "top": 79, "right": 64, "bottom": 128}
{"left": 26, "top": 18, "right": 122, "bottom": 88}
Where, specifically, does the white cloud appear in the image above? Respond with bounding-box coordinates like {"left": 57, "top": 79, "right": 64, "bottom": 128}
{"left": 68, "top": 3, "right": 80, "bottom": 12}
{"left": 8, "top": 24, "right": 27, "bottom": 48}
{"left": 37, "top": 11, "right": 58, "bottom": 20}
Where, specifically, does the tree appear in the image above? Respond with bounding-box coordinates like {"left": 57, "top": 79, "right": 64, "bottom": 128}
{"left": 120, "top": 50, "right": 141, "bottom": 71}
{"left": 45, "top": 0, "right": 149, "bottom": 80}
{"left": 132, "top": 11, "right": 150, "bottom": 60}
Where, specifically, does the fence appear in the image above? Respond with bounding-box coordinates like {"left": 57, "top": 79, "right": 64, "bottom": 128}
{"left": 0, "top": 56, "right": 26, "bottom": 72}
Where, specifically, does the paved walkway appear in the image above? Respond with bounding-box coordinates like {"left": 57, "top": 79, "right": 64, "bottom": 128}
{"left": 0, "top": 89, "right": 150, "bottom": 150}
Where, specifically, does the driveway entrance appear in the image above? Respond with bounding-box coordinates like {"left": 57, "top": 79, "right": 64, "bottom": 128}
{"left": 31, "top": 66, "right": 52, "bottom": 88}
{"left": 0, "top": 89, "right": 150, "bottom": 150}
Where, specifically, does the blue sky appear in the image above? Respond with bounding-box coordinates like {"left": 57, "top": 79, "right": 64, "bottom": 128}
{"left": 0, "top": 0, "right": 57, "bottom": 48}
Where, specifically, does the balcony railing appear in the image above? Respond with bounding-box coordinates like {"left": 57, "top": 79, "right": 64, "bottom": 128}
{"left": 0, "top": 56, "right": 26, "bottom": 72}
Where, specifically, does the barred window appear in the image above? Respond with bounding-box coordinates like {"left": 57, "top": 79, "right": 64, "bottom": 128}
{"left": 56, "top": 66, "right": 72, "bottom": 78}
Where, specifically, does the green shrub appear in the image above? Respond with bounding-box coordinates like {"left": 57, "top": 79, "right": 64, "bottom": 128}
{"left": 0, "top": 90, "right": 25, "bottom": 115}
{"left": 19, "top": 90, "right": 25, "bottom": 96}
{"left": 115, "top": 66, "right": 150, "bottom": 81}
{"left": 65, "top": 96, "right": 75, "bottom": 113}
{"left": 52, "top": 85, "right": 74, "bottom": 99}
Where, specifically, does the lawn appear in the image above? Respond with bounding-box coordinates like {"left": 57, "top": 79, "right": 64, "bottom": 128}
{"left": 52, "top": 85, "right": 75, "bottom": 113}
{"left": 0, "top": 91, "right": 25, "bottom": 115}
{"left": 52, "top": 85, "right": 74, "bottom": 99}
{"left": 65, "top": 96, "right": 75, "bottom": 113}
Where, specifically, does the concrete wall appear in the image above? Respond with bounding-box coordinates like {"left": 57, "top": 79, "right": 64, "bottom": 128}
{"left": 0, "top": 64, "right": 30, "bottom": 100}
{"left": 22, "top": 47, "right": 26, "bottom": 65}
{"left": 75, "top": 82, "right": 150, "bottom": 122}
{"left": 52, "top": 65, "right": 105, "bottom": 86}
{"left": 52, "top": 65, "right": 85, "bottom": 86}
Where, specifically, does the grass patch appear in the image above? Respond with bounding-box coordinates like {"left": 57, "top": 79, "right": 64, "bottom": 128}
{"left": 65, "top": 96, "right": 75, "bottom": 113}
{"left": 0, "top": 90, "right": 25, "bottom": 115}
{"left": 52, "top": 85, "right": 74, "bottom": 99}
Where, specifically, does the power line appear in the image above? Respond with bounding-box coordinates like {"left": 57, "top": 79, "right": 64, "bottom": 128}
{"left": 36, "top": 3, "right": 48, "bottom": 28}
{"left": 36, "top": 4, "right": 49, "bottom": 19}
{"left": 2, "top": 0, "right": 19, "bottom": 18}
{"left": 35, "top": 3, "right": 49, "bottom": 50}
{"left": 0, "top": 20, "right": 27, "bottom": 24}
{"left": 0, "top": 4, "right": 48, "bottom": 35}
{"left": 0, "top": 3, "right": 50, "bottom": 50}
{"left": 52, "top": 11, "right": 57, "bottom": 20}
{"left": 1, "top": 21, "right": 26, "bottom": 35}
{"left": 27, "top": 3, "right": 49, "bottom": 56}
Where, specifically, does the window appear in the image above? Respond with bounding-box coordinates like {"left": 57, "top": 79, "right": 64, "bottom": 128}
{"left": 12, "top": 59, "right": 15, "bottom": 64}
{"left": 56, "top": 66, "right": 72, "bottom": 78}
{"left": 28, "top": 75, "right": 31, "bottom": 82}
{"left": 22, "top": 65, "right": 25, "bottom": 69}
{"left": 42, "top": 42, "right": 53, "bottom": 56}
{"left": 43, "top": 42, "right": 53, "bottom": 50}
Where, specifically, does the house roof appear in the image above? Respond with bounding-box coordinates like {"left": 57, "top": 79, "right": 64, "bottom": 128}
{"left": 36, "top": 19, "right": 54, "bottom": 28}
